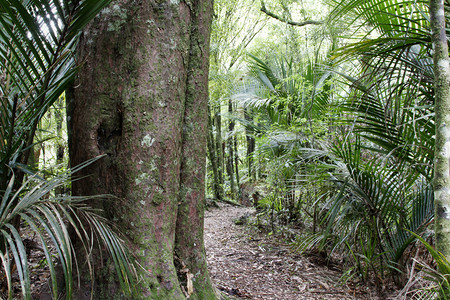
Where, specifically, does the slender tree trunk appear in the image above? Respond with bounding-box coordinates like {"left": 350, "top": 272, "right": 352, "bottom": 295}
{"left": 226, "top": 150, "right": 235, "bottom": 199}
{"left": 214, "top": 107, "right": 224, "bottom": 186}
{"left": 244, "top": 107, "right": 255, "bottom": 181}
{"left": 67, "top": 1, "right": 216, "bottom": 298}
{"left": 55, "top": 96, "right": 65, "bottom": 195}
{"left": 431, "top": 0, "right": 450, "bottom": 259}
{"left": 234, "top": 132, "right": 240, "bottom": 196}
{"left": 207, "top": 103, "right": 224, "bottom": 201}
{"left": 233, "top": 98, "right": 240, "bottom": 192}
{"left": 55, "top": 97, "right": 65, "bottom": 166}
{"left": 227, "top": 99, "right": 236, "bottom": 199}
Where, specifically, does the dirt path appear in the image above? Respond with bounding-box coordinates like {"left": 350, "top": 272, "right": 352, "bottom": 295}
{"left": 204, "top": 203, "right": 380, "bottom": 300}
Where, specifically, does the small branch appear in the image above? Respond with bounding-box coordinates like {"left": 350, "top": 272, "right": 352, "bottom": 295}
{"left": 260, "top": 1, "right": 322, "bottom": 27}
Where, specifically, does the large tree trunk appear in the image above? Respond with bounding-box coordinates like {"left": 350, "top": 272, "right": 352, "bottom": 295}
{"left": 67, "top": 1, "right": 216, "bottom": 298}
{"left": 431, "top": 0, "right": 450, "bottom": 259}
{"left": 173, "top": 2, "right": 217, "bottom": 297}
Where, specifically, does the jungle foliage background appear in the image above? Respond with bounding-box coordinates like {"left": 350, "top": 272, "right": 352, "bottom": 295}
{"left": 207, "top": 0, "right": 444, "bottom": 296}
{"left": 0, "top": 0, "right": 449, "bottom": 298}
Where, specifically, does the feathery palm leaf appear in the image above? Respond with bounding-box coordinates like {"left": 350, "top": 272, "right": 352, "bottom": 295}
{"left": 245, "top": 53, "right": 333, "bottom": 122}
{"left": 328, "top": 0, "right": 435, "bottom": 181}
{"left": 0, "top": 0, "right": 111, "bottom": 185}
{"left": 0, "top": 157, "right": 136, "bottom": 300}
{"left": 0, "top": 1, "right": 138, "bottom": 299}
{"left": 328, "top": 0, "right": 429, "bottom": 37}
{"left": 298, "top": 0, "right": 437, "bottom": 279}
{"left": 305, "top": 136, "right": 433, "bottom": 270}
{"left": 232, "top": 52, "right": 333, "bottom": 158}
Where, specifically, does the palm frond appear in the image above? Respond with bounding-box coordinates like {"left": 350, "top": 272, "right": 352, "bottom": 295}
{"left": 328, "top": 0, "right": 429, "bottom": 37}
{"left": 301, "top": 134, "right": 434, "bottom": 270}
{"left": 0, "top": 1, "right": 140, "bottom": 298}
{"left": 0, "top": 0, "right": 111, "bottom": 185}
{"left": 0, "top": 157, "right": 136, "bottom": 299}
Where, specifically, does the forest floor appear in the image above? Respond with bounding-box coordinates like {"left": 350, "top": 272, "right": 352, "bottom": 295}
{"left": 9, "top": 201, "right": 429, "bottom": 299}
{"left": 205, "top": 202, "right": 402, "bottom": 300}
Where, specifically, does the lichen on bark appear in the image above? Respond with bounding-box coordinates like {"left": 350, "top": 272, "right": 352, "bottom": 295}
{"left": 68, "top": 0, "right": 216, "bottom": 299}
{"left": 431, "top": 0, "right": 450, "bottom": 259}
{"left": 174, "top": 0, "right": 218, "bottom": 297}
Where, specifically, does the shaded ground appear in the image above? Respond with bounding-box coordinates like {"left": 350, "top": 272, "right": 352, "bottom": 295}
{"left": 7, "top": 201, "right": 431, "bottom": 299}
{"left": 204, "top": 202, "right": 383, "bottom": 300}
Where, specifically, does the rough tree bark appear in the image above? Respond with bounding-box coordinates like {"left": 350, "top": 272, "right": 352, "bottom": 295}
{"left": 431, "top": 0, "right": 450, "bottom": 259}
{"left": 67, "top": 0, "right": 217, "bottom": 298}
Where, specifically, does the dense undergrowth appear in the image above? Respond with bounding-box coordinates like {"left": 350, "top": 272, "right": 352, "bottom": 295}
{"left": 207, "top": 0, "right": 449, "bottom": 297}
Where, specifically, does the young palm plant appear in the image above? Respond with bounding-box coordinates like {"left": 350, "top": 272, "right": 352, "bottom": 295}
{"left": 0, "top": 1, "right": 136, "bottom": 299}
{"left": 232, "top": 51, "right": 334, "bottom": 225}
{"left": 297, "top": 0, "right": 436, "bottom": 284}
{"left": 1, "top": 158, "right": 136, "bottom": 299}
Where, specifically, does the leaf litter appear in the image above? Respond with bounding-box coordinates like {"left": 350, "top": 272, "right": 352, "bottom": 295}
{"left": 3, "top": 202, "right": 432, "bottom": 299}
{"left": 205, "top": 202, "right": 396, "bottom": 300}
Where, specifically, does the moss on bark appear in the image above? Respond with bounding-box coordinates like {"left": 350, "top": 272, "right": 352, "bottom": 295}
{"left": 68, "top": 0, "right": 216, "bottom": 298}
{"left": 174, "top": 0, "right": 218, "bottom": 298}
{"left": 431, "top": 0, "right": 450, "bottom": 259}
